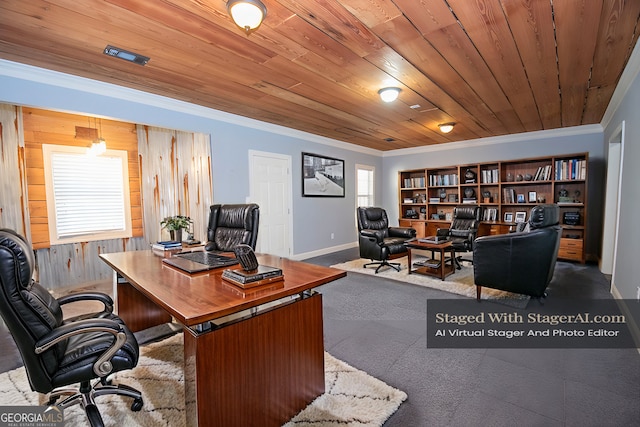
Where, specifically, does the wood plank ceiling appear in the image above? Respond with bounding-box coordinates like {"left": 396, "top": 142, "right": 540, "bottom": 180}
{"left": 1, "top": 0, "right": 639, "bottom": 151}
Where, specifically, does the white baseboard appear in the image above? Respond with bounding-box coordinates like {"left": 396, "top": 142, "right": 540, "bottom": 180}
{"left": 290, "top": 241, "right": 357, "bottom": 261}
{"left": 610, "top": 284, "right": 640, "bottom": 353}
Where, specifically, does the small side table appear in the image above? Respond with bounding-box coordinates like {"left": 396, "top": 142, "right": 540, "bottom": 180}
{"left": 405, "top": 239, "right": 456, "bottom": 281}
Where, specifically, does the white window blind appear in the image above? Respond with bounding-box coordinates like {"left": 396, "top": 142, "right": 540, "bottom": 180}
{"left": 356, "top": 165, "right": 375, "bottom": 207}
{"left": 43, "top": 145, "right": 132, "bottom": 244}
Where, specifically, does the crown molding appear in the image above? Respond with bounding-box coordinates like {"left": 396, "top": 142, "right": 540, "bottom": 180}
{"left": 0, "top": 60, "right": 382, "bottom": 157}
{"left": 382, "top": 124, "right": 603, "bottom": 157}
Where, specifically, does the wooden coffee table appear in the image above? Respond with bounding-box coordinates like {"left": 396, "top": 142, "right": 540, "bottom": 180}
{"left": 405, "top": 239, "right": 456, "bottom": 281}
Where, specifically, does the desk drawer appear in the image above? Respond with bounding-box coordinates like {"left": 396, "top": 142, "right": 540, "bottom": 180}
{"left": 558, "top": 238, "right": 583, "bottom": 261}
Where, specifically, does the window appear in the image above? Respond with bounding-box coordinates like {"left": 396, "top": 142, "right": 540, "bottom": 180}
{"left": 356, "top": 164, "right": 375, "bottom": 207}
{"left": 43, "top": 144, "right": 132, "bottom": 244}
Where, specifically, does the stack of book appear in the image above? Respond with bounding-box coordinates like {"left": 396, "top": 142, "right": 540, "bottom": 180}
{"left": 151, "top": 240, "right": 182, "bottom": 256}
{"left": 222, "top": 265, "right": 284, "bottom": 289}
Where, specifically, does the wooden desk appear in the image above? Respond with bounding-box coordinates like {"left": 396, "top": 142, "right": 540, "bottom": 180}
{"left": 100, "top": 251, "right": 346, "bottom": 427}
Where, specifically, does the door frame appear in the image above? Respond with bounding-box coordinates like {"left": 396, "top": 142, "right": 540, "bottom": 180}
{"left": 248, "top": 149, "right": 294, "bottom": 257}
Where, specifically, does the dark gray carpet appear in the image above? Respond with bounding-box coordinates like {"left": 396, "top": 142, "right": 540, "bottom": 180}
{"left": 307, "top": 248, "right": 640, "bottom": 427}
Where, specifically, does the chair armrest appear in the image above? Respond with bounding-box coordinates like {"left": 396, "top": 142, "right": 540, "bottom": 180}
{"left": 35, "top": 318, "right": 127, "bottom": 377}
{"left": 360, "top": 229, "right": 384, "bottom": 243}
{"left": 57, "top": 292, "right": 114, "bottom": 313}
{"left": 389, "top": 227, "right": 416, "bottom": 238}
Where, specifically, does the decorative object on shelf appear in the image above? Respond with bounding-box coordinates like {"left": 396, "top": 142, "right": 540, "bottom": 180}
{"left": 439, "top": 188, "right": 447, "bottom": 199}
{"left": 516, "top": 174, "right": 523, "bottom": 181}
{"left": 516, "top": 194, "right": 525, "bottom": 203}
{"left": 482, "top": 190, "right": 492, "bottom": 203}
{"left": 574, "top": 190, "right": 581, "bottom": 202}
{"left": 161, "top": 215, "right": 192, "bottom": 242}
{"left": 227, "top": 0, "right": 267, "bottom": 35}
{"left": 528, "top": 191, "right": 537, "bottom": 202}
{"left": 524, "top": 173, "right": 533, "bottom": 181}
{"left": 504, "top": 212, "right": 514, "bottom": 222}
{"left": 448, "top": 193, "right": 458, "bottom": 202}
{"left": 537, "top": 195, "right": 546, "bottom": 203}
{"left": 464, "top": 187, "right": 475, "bottom": 199}
{"left": 445, "top": 212, "right": 452, "bottom": 221}
{"left": 464, "top": 168, "right": 477, "bottom": 183}
{"left": 563, "top": 211, "right": 580, "bottom": 225}
{"left": 405, "top": 209, "right": 418, "bottom": 219}
{"left": 506, "top": 173, "right": 514, "bottom": 182}
{"left": 515, "top": 211, "right": 527, "bottom": 223}
{"left": 558, "top": 188, "right": 572, "bottom": 203}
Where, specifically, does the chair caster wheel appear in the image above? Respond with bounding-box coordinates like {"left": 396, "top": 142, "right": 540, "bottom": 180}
{"left": 47, "top": 396, "right": 59, "bottom": 406}
{"left": 131, "top": 398, "right": 144, "bottom": 412}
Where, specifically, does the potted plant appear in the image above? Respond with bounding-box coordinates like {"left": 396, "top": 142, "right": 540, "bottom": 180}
{"left": 161, "top": 215, "right": 191, "bottom": 242}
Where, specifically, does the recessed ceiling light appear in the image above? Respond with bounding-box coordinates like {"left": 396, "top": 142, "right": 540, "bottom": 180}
{"left": 103, "top": 45, "right": 150, "bottom": 66}
{"left": 384, "top": 137, "right": 395, "bottom": 142}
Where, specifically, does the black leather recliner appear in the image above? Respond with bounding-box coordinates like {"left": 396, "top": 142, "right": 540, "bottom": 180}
{"left": 473, "top": 204, "right": 562, "bottom": 300}
{"left": 205, "top": 203, "right": 260, "bottom": 252}
{"left": 0, "top": 229, "right": 142, "bottom": 427}
{"left": 357, "top": 207, "right": 416, "bottom": 273}
{"left": 439, "top": 205, "right": 482, "bottom": 269}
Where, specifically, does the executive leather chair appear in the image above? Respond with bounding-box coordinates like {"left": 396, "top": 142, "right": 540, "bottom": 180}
{"left": 0, "top": 229, "right": 142, "bottom": 427}
{"left": 473, "top": 204, "right": 562, "bottom": 300}
{"left": 439, "top": 205, "right": 482, "bottom": 269}
{"left": 205, "top": 203, "right": 260, "bottom": 251}
{"left": 356, "top": 207, "right": 416, "bottom": 273}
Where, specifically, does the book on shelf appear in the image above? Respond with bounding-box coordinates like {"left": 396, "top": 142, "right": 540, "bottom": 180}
{"left": 222, "top": 265, "right": 284, "bottom": 288}
{"left": 462, "top": 198, "right": 477, "bottom": 204}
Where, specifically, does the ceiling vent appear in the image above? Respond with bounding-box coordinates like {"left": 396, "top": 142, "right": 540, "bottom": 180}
{"left": 384, "top": 137, "right": 395, "bottom": 142}
{"left": 103, "top": 45, "right": 150, "bottom": 66}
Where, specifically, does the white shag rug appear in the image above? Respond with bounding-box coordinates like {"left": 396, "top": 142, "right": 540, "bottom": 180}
{"left": 0, "top": 333, "right": 407, "bottom": 426}
{"left": 331, "top": 257, "right": 530, "bottom": 308}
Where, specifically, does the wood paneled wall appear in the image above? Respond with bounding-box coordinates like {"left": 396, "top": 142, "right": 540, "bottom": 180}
{"left": 22, "top": 108, "right": 143, "bottom": 249}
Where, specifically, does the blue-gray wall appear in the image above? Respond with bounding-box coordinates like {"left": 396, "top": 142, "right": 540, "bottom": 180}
{"left": 603, "top": 58, "right": 640, "bottom": 301}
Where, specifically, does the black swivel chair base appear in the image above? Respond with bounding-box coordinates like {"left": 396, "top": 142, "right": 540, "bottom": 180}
{"left": 364, "top": 259, "right": 401, "bottom": 273}
{"left": 48, "top": 378, "right": 143, "bottom": 427}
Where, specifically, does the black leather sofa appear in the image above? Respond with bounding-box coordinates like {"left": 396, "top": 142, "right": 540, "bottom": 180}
{"left": 473, "top": 204, "right": 562, "bottom": 300}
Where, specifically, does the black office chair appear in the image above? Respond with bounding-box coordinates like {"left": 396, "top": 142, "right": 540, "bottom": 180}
{"left": 438, "top": 205, "right": 482, "bottom": 269}
{"left": 0, "top": 229, "right": 142, "bottom": 427}
{"left": 205, "top": 203, "right": 260, "bottom": 251}
{"left": 356, "top": 207, "right": 416, "bottom": 273}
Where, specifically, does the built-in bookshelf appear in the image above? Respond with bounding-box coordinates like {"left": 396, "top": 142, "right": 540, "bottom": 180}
{"left": 398, "top": 153, "right": 588, "bottom": 263}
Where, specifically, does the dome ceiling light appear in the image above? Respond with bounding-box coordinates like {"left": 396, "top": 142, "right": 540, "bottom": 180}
{"left": 227, "top": 0, "right": 267, "bottom": 35}
{"left": 378, "top": 87, "right": 401, "bottom": 103}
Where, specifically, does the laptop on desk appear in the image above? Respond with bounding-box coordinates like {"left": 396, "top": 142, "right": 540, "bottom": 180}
{"left": 162, "top": 251, "right": 239, "bottom": 274}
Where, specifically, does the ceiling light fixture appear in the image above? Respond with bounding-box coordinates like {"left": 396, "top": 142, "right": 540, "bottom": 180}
{"left": 227, "top": 0, "right": 267, "bottom": 35}
{"left": 438, "top": 123, "right": 455, "bottom": 133}
{"left": 87, "top": 118, "right": 107, "bottom": 156}
{"left": 378, "top": 87, "right": 401, "bottom": 103}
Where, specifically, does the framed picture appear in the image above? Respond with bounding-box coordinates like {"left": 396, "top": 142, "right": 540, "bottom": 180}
{"left": 504, "top": 212, "right": 513, "bottom": 222}
{"left": 517, "top": 193, "right": 525, "bottom": 203}
{"left": 515, "top": 211, "right": 527, "bottom": 223}
{"left": 528, "top": 191, "right": 537, "bottom": 202}
{"left": 448, "top": 193, "right": 458, "bottom": 202}
{"left": 445, "top": 212, "right": 452, "bottom": 221}
{"left": 302, "top": 152, "right": 345, "bottom": 197}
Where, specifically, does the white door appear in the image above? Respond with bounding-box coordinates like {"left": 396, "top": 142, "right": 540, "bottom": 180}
{"left": 249, "top": 150, "right": 293, "bottom": 257}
